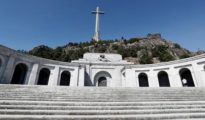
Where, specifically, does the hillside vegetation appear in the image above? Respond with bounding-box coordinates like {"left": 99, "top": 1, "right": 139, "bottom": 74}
{"left": 24, "top": 33, "right": 204, "bottom": 64}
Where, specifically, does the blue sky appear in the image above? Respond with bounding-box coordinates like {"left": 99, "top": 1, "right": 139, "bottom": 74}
{"left": 0, "top": 0, "right": 204, "bottom": 51}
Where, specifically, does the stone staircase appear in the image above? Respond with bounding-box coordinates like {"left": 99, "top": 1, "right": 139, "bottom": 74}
{"left": 0, "top": 85, "right": 205, "bottom": 119}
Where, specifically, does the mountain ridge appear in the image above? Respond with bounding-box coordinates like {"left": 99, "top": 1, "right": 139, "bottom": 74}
{"left": 25, "top": 33, "right": 204, "bottom": 64}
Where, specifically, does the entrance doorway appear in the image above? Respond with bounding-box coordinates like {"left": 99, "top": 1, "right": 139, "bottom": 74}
{"left": 11, "top": 63, "right": 28, "bottom": 84}
{"left": 98, "top": 77, "right": 107, "bottom": 86}
{"left": 158, "top": 71, "right": 170, "bottom": 87}
{"left": 138, "top": 73, "right": 149, "bottom": 87}
{"left": 179, "top": 68, "right": 195, "bottom": 87}
{"left": 60, "top": 71, "right": 71, "bottom": 86}
{"left": 37, "top": 68, "right": 50, "bottom": 85}
{"left": 94, "top": 71, "right": 111, "bottom": 87}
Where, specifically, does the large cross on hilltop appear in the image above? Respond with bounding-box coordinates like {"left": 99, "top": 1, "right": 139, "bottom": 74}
{"left": 92, "top": 6, "right": 104, "bottom": 42}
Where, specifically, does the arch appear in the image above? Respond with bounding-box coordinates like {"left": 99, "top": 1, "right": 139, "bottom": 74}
{"left": 94, "top": 71, "right": 112, "bottom": 87}
{"left": 0, "top": 59, "right": 2, "bottom": 71}
{"left": 37, "top": 68, "right": 50, "bottom": 85}
{"left": 60, "top": 71, "right": 71, "bottom": 86}
{"left": 98, "top": 76, "right": 107, "bottom": 86}
{"left": 11, "top": 63, "right": 28, "bottom": 84}
{"left": 158, "top": 71, "right": 170, "bottom": 87}
{"left": 0, "top": 57, "right": 3, "bottom": 71}
{"left": 0, "top": 58, "right": 2, "bottom": 67}
{"left": 138, "top": 73, "right": 149, "bottom": 87}
{"left": 179, "top": 68, "right": 195, "bottom": 87}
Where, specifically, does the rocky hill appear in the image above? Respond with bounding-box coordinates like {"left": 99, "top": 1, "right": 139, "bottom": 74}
{"left": 27, "top": 33, "right": 204, "bottom": 64}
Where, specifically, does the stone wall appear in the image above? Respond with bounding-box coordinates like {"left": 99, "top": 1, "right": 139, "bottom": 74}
{"left": 0, "top": 44, "right": 205, "bottom": 87}
{"left": 0, "top": 45, "right": 84, "bottom": 86}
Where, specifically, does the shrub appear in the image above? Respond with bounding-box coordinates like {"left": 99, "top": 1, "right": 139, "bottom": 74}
{"left": 174, "top": 43, "right": 181, "bottom": 49}
{"left": 139, "top": 51, "right": 153, "bottom": 64}
{"left": 127, "top": 38, "right": 141, "bottom": 44}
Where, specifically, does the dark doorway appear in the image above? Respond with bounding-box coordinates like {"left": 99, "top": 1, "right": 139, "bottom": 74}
{"left": 0, "top": 59, "right": 2, "bottom": 68}
{"left": 11, "top": 63, "right": 28, "bottom": 84}
{"left": 0, "top": 59, "right": 2, "bottom": 72}
{"left": 60, "top": 71, "right": 71, "bottom": 86}
{"left": 98, "top": 77, "right": 107, "bottom": 87}
{"left": 179, "top": 68, "right": 195, "bottom": 87}
{"left": 138, "top": 73, "right": 149, "bottom": 87}
{"left": 158, "top": 71, "right": 170, "bottom": 87}
{"left": 37, "top": 68, "right": 50, "bottom": 85}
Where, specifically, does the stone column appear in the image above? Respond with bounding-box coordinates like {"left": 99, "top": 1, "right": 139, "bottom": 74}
{"left": 112, "top": 66, "right": 123, "bottom": 87}
{"left": 78, "top": 66, "right": 85, "bottom": 87}
{"left": 191, "top": 63, "right": 202, "bottom": 87}
{"left": 148, "top": 71, "right": 159, "bottom": 87}
{"left": 169, "top": 67, "right": 182, "bottom": 87}
{"left": 48, "top": 66, "right": 60, "bottom": 86}
{"left": 70, "top": 67, "right": 79, "bottom": 87}
{"left": 1, "top": 56, "right": 15, "bottom": 84}
{"left": 200, "top": 66, "right": 205, "bottom": 87}
{"left": 135, "top": 72, "right": 139, "bottom": 87}
{"left": 121, "top": 72, "right": 126, "bottom": 87}
{"left": 28, "top": 64, "right": 39, "bottom": 85}
{"left": 125, "top": 68, "right": 136, "bottom": 87}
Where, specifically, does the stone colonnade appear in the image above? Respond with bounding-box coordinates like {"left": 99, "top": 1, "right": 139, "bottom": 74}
{"left": 0, "top": 45, "right": 205, "bottom": 87}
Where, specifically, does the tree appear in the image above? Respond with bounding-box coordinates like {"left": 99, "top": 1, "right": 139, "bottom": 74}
{"left": 152, "top": 45, "right": 175, "bottom": 62}
{"left": 53, "top": 47, "right": 63, "bottom": 60}
{"left": 29, "top": 45, "right": 53, "bottom": 59}
{"left": 127, "top": 38, "right": 141, "bottom": 44}
{"left": 174, "top": 43, "right": 181, "bottom": 49}
{"left": 139, "top": 51, "right": 153, "bottom": 64}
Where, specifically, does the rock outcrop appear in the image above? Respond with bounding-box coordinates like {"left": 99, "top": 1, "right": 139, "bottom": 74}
{"left": 27, "top": 33, "right": 204, "bottom": 64}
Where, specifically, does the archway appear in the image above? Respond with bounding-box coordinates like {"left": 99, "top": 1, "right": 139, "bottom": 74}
{"left": 37, "top": 68, "right": 50, "bottom": 85}
{"left": 11, "top": 63, "right": 28, "bottom": 84}
{"left": 94, "top": 71, "right": 112, "bottom": 87}
{"left": 138, "top": 73, "right": 149, "bottom": 87}
{"left": 0, "top": 59, "right": 2, "bottom": 68}
{"left": 98, "top": 77, "right": 107, "bottom": 86}
{"left": 179, "top": 68, "right": 195, "bottom": 87}
{"left": 0, "top": 59, "right": 2, "bottom": 71}
{"left": 60, "top": 71, "right": 71, "bottom": 86}
{"left": 158, "top": 71, "right": 170, "bottom": 87}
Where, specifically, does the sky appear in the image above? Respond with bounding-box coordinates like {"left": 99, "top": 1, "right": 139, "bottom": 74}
{"left": 0, "top": 0, "right": 204, "bottom": 51}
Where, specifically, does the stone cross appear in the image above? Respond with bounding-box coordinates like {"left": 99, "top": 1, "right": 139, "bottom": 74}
{"left": 92, "top": 6, "right": 104, "bottom": 42}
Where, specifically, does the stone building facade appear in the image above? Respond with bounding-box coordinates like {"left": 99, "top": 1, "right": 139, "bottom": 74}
{"left": 0, "top": 45, "right": 205, "bottom": 87}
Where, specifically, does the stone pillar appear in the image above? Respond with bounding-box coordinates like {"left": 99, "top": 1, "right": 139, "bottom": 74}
{"left": 192, "top": 63, "right": 202, "bottom": 87}
{"left": 0, "top": 57, "right": 6, "bottom": 80}
{"left": 200, "top": 66, "right": 205, "bottom": 87}
{"left": 121, "top": 72, "right": 126, "bottom": 87}
{"left": 112, "top": 67, "right": 123, "bottom": 87}
{"left": 148, "top": 71, "right": 159, "bottom": 87}
{"left": 1, "top": 56, "right": 15, "bottom": 84}
{"left": 28, "top": 64, "right": 39, "bottom": 85}
{"left": 70, "top": 67, "right": 79, "bottom": 87}
{"left": 125, "top": 68, "right": 136, "bottom": 87}
{"left": 78, "top": 66, "right": 85, "bottom": 87}
{"left": 135, "top": 72, "right": 140, "bottom": 87}
{"left": 48, "top": 66, "right": 60, "bottom": 86}
{"left": 169, "top": 67, "right": 182, "bottom": 87}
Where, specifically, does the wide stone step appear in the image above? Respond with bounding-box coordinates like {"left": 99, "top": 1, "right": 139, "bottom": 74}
{"left": 0, "top": 89, "right": 204, "bottom": 93}
{"left": 1, "top": 96, "right": 205, "bottom": 99}
{"left": 1, "top": 113, "right": 205, "bottom": 120}
{"left": 1, "top": 85, "right": 205, "bottom": 119}
{"left": 2, "top": 95, "right": 205, "bottom": 99}
{"left": 1, "top": 100, "right": 205, "bottom": 106}
{"left": 1, "top": 93, "right": 205, "bottom": 96}
{"left": 1, "top": 109, "right": 205, "bottom": 115}
{"left": 1, "top": 98, "right": 204, "bottom": 102}
{"left": 1, "top": 104, "right": 205, "bottom": 110}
